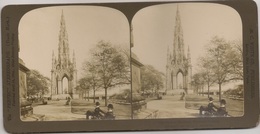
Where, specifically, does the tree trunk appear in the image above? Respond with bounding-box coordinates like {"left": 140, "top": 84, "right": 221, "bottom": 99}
{"left": 84, "top": 91, "right": 86, "bottom": 100}
{"left": 207, "top": 81, "right": 210, "bottom": 98}
{"left": 105, "top": 87, "right": 108, "bottom": 106}
{"left": 93, "top": 89, "right": 96, "bottom": 103}
{"left": 87, "top": 90, "right": 89, "bottom": 101}
{"left": 219, "top": 83, "right": 222, "bottom": 101}
{"left": 202, "top": 86, "right": 204, "bottom": 96}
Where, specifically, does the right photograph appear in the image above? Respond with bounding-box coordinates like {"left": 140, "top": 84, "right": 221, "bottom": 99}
{"left": 131, "top": 3, "right": 243, "bottom": 119}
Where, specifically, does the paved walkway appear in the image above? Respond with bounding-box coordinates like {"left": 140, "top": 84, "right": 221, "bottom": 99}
{"left": 146, "top": 95, "right": 199, "bottom": 118}
{"left": 30, "top": 100, "right": 86, "bottom": 121}
{"left": 22, "top": 95, "right": 201, "bottom": 121}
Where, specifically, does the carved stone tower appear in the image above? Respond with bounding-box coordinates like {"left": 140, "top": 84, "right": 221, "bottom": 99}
{"left": 51, "top": 11, "right": 77, "bottom": 99}
{"left": 166, "top": 7, "right": 192, "bottom": 94}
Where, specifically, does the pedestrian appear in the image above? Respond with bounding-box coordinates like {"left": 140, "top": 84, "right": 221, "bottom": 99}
{"left": 65, "top": 97, "right": 71, "bottom": 105}
{"left": 180, "top": 92, "right": 185, "bottom": 100}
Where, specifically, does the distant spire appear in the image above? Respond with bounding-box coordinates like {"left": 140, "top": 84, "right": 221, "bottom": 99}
{"left": 175, "top": 5, "right": 182, "bottom": 35}
{"left": 167, "top": 45, "right": 170, "bottom": 66}
{"left": 52, "top": 50, "right": 55, "bottom": 70}
{"left": 61, "top": 10, "right": 65, "bottom": 25}
{"left": 52, "top": 50, "right": 55, "bottom": 64}
{"left": 58, "top": 10, "right": 70, "bottom": 67}
{"left": 173, "top": 5, "right": 184, "bottom": 64}
{"left": 60, "top": 10, "right": 67, "bottom": 38}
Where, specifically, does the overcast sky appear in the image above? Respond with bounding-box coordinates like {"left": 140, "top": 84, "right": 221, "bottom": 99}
{"left": 19, "top": 3, "right": 242, "bottom": 90}
{"left": 132, "top": 3, "right": 242, "bottom": 75}
{"left": 19, "top": 6, "right": 130, "bottom": 79}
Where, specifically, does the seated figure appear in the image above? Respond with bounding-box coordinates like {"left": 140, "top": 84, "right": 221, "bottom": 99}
{"left": 103, "top": 104, "right": 115, "bottom": 120}
{"left": 93, "top": 102, "right": 105, "bottom": 118}
{"left": 216, "top": 99, "right": 228, "bottom": 116}
{"left": 86, "top": 102, "right": 105, "bottom": 119}
{"left": 199, "top": 97, "right": 218, "bottom": 115}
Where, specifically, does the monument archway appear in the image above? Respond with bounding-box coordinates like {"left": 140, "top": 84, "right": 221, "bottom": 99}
{"left": 176, "top": 71, "right": 184, "bottom": 90}
{"left": 62, "top": 75, "right": 69, "bottom": 94}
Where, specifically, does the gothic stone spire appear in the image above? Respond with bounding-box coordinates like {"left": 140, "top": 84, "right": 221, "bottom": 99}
{"left": 166, "top": 6, "right": 192, "bottom": 92}
{"left": 51, "top": 11, "right": 77, "bottom": 97}
{"left": 58, "top": 10, "right": 70, "bottom": 68}
{"left": 173, "top": 6, "right": 185, "bottom": 65}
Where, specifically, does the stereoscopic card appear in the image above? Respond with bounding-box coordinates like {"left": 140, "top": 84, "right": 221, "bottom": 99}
{"left": 1, "top": 0, "right": 259, "bottom": 133}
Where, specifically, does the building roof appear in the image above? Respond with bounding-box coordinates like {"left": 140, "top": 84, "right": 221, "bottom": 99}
{"left": 131, "top": 52, "right": 143, "bottom": 67}
{"left": 19, "top": 58, "right": 30, "bottom": 72}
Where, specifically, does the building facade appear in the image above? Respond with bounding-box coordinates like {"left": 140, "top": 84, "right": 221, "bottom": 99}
{"left": 19, "top": 59, "right": 30, "bottom": 102}
{"left": 131, "top": 52, "right": 144, "bottom": 93}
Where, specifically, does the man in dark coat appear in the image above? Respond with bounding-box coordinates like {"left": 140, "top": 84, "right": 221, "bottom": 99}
{"left": 93, "top": 102, "right": 105, "bottom": 118}
{"left": 199, "top": 97, "right": 217, "bottom": 115}
{"left": 103, "top": 104, "right": 115, "bottom": 120}
{"left": 207, "top": 97, "right": 218, "bottom": 114}
{"left": 216, "top": 99, "right": 228, "bottom": 116}
{"left": 86, "top": 102, "right": 104, "bottom": 119}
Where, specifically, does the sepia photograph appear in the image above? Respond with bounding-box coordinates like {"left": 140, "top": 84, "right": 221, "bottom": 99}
{"left": 18, "top": 3, "right": 244, "bottom": 121}
{"left": 18, "top": 6, "right": 131, "bottom": 121}
{"left": 131, "top": 3, "right": 243, "bottom": 119}
{"left": 1, "top": 1, "right": 259, "bottom": 133}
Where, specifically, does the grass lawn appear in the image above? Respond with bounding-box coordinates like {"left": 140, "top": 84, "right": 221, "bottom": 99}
{"left": 185, "top": 94, "right": 244, "bottom": 117}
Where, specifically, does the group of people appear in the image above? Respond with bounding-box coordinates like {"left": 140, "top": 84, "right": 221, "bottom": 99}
{"left": 86, "top": 102, "right": 115, "bottom": 120}
{"left": 199, "top": 97, "right": 228, "bottom": 117}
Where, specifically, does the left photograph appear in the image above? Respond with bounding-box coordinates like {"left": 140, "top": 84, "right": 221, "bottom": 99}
{"left": 18, "top": 6, "right": 131, "bottom": 121}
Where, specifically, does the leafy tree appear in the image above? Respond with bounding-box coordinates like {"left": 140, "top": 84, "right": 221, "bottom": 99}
{"left": 191, "top": 72, "right": 205, "bottom": 95}
{"left": 229, "top": 40, "right": 243, "bottom": 80}
{"left": 205, "top": 36, "right": 239, "bottom": 101}
{"left": 141, "top": 65, "right": 164, "bottom": 96}
{"left": 27, "top": 70, "right": 50, "bottom": 97}
{"left": 82, "top": 61, "right": 101, "bottom": 103}
{"left": 197, "top": 57, "right": 216, "bottom": 98}
{"left": 84, "top": 41, "right": 130, "bottom": 106}
{"left": 76, "top": 77, "right": 91, "bottom": 101}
